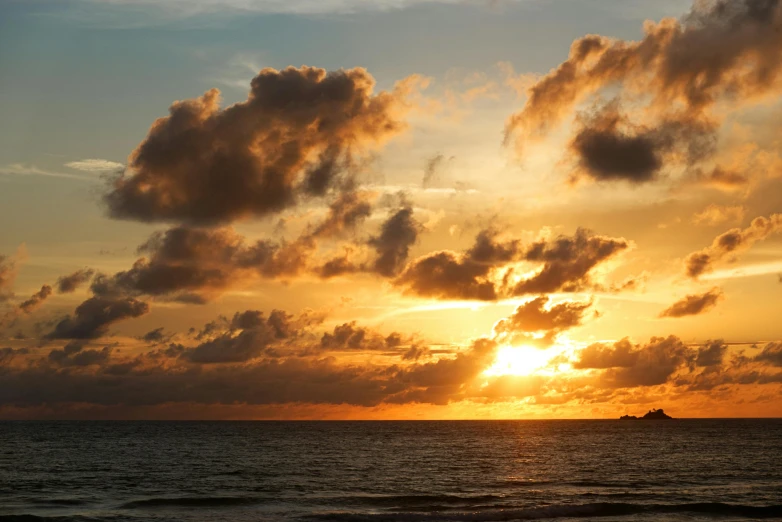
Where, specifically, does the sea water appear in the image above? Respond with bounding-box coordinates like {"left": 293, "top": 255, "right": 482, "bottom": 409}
{"left": 1, "top": 420, "right": 781, "bottom": 521}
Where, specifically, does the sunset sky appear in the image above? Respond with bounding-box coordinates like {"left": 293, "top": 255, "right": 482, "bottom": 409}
{"left": 1, "top": 0, "right": 781, "bottom": 419}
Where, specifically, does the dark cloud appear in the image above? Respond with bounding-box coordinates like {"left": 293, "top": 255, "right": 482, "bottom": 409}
{"left": 105, "top": 66, "right": 414, "bottom": 226}
{"left": 396, "top": 228, "right": 629, "bottom": 301}
{"left": 141, "top": 327, "right": 167, "bottom": 344}
{"left": 659, "top": 287, "right": 724, "bottom": 318}
{"left": 369, "top": 205, "right": 422, "bottom": 277}
{"left": 47, "top": 296, "right": 149, "bottom": 339}
{"left": 685, "top": 214, "right": 782, "bottom": 278}
{"left": 308, "top": 191, "right": 373, "bottom": 239}
{"left": 510, "top": 228, "right": 630, "bottom": 295}
{"left": 320, "top": 322, "right": 406, "bottom": 353}
{"left": 395, "top": 229, "right": 522, "bottom": 301}
{"left": 48, "top": 342, "right": 113, "bottom": 367}
{"left": 754, "top": 342, "right": 782, "bottom": 366}
{"left": 180, "top": 310, "right": 293, "bottom": 364}
{"left": 92, "top": 226, "right": 316, "bottom": 303}
{"left": 569, "top": 104, "right": 715, "bottom": 184}
{"left": 494, "top": 296, "right": 592, "bottom": 346}
{"left": 1, "top": 285, "right": 53, "bottom": 328}
{"left": 696, "top": 340, "right": 728, "bottom": 367}
{"left": 56, "top": 269, "right": 96, "bottom": 293}
{"left": 505, "top": 0, "right": 782, "bottom": 180}
{"left": 574, "top": 336, "right": 693, "bottom": 388}
{"left": 18, "top": 285, "right": 52, "bottom": 314}
{"left": 0, "top": 347, "right": 29, "bottom": 367}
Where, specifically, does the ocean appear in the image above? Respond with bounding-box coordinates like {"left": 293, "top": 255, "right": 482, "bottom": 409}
{"left": 1, "top": 420, "right": 781, "bottom": 521}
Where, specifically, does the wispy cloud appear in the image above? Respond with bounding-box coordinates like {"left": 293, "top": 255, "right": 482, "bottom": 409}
{"left": 65, "top": 159, "right": 124, "bottom": 172}
{"left": 82, "top": 0, "right": 497, "bottom": 16}
{"left": 0, "top": 164, "right": 99, "bottom": 182}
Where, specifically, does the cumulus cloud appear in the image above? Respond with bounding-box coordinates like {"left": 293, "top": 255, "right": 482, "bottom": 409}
{"left": 505, "top": 0, "right": 782, "bottom": 182}
{"left": 369, "top": 204, "right": 422, "bottom": 277}
{"left": 0, "top": 285, "right": 53, "bottom": 328}
{"left": 511, "top": 228, "right": 630, "bottom": 295}
{"left": 396, "top": 227, "right": 630, "bottom": 300}
{"left": 696, "top": 340, "right": 728, "bottom": 367}
{"left": 574, "top": 336, "right": 693, "bottom": 387}
{"left": 754, "top": 342, "right": 782, "bottom": 366}
{"left": 47, "top": 295, "right": 149, "bottom": 339}
{"left": 56, "top": 269, "right": 96, "bottom": 293}
{"left": 92, "top": 226, "right": 316, "bottom": 303}
{"left": 396, "top": 228, "right": 522, "bottom": 301}
{"left": 685, "top": 214, "right": 782, "bottom": 278}
{"left": 308, "top": 191, "right": 374, "bottom": 239}
{"left": 659, "top": 287, "right": 724, "bottom": 318}
{"left": 568, "top": 102, "right": 715, "bottom": 184}
{"left": 494, "top": 296, "right": 592, "bottom": 346}
{"left": 320, "top": 322, "right": 409, "bottom": 353}
{"left": 48, "top": 342, "right": 113, "bottom": 367}
{"left": 104, "top": 66, "right": 417, "bottom": 226}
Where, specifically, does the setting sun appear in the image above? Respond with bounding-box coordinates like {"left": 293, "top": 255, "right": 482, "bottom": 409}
{"left": 484, "top": 345, "right": 556, "bottom": 377}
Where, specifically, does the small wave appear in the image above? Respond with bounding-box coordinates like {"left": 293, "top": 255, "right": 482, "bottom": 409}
{"left": 303, "top": 502, "right": 782, "bottom": 521}
{"left": 344, "top": 494, "right": 505, "bottom": 507}
{"left": 119, "top": 496, "right": 269, "bottom": 509}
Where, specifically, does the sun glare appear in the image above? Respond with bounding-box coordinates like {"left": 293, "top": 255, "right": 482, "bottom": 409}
{"left": 483, "top": 345, "right": 554, "bottom": 377}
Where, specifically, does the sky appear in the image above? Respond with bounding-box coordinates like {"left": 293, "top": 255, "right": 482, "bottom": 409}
{"left": 1, "top": 0, "right": 782, "bottom": 419}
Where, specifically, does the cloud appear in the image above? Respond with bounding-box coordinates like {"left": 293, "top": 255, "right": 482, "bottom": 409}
{"left": 659, "top": 287, "right": 724, "bottom": 318}
{"left": 691, "top": 167, "right": 750, "bottom": 191}
{"left": 754, "top": 342, "right": 782, "bottom": 366}
{"left": 48, "top": 342, "right": 113, "bottom": 367}
{"left": 568, "top": 103, "right": 715, "bottom": 184}
{"left": 396, "top": 228, "right": 522, "bottom": 301}
{"left": 0, "top": 164, "right": 98, "bottom": 182}
{"left": 141, "top": 327, "right": 168, "bottom": 344}
{"left": 92, "top": 226, "right": 316, "bottom": 303}
{"left": 17, "top": 285, "right": 53, "bottom": 314}
{"left": 696, "top": 340, "right": 727, "bottom": 367}
{"left": 104, "top": 66, "right": 418, "bottom": 226}
{"left": 574, "top": 336, "right": 693, "bottom": 388}
{"left": 511, "top": 228, "right": 630, "bottom": 295}
{"left": 0, "top": 255, "right": 18, "bottom": 302}
{"left": 685, "top": 214, "right": 782, "bottom": 278}
{"left": 79, "top": 0, "right": 482, "bottom": 17}
{"left": 505, "top": 0, "right": 782, "bottom": 181}
{"left": 396, "top": 228, "right": 630, "bottom": 301}
{"left": 493, "top": 296, "right": 592, "bottom": 346}
{"left": 180, "top": 310, "right": 294, "bottom": 363}
{"left": 692, "top": 204, "right": 745, "bottom": 226}
{"left": 308, "top": 191, "right": 374, "bottom": 239}
{"left": 369, "top": 204, "right": 422, "bottom": 277}
{"left": 65, "top": 159, "right": 124, "bottom": 172}
{"left": 56, "top": 269, "right": 96, "bottom": 293}
{"left": 47, "top": 295, "right": 149, "bottom": 339}
{"left": 421, "top": 153, "right": 455, "bottom": 189}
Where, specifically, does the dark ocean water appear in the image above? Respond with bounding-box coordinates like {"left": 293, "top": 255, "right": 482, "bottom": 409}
{"left": 1, "top": 420, "right": 781, "bottom": 521}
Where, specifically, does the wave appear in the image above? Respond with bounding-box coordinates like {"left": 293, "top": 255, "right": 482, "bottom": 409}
{"left": 304, "top": 502, "right": 782, "bottom": 521}
{"left": 119, "top": 496, "right": 270, "bottom": 509}
{"left": 338, "top": 494, "right": 506, "bottom": 507}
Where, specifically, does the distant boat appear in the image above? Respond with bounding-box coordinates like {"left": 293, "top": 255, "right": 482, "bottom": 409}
{"left": 619, "top": 408, "right": 673, "bottom": 420}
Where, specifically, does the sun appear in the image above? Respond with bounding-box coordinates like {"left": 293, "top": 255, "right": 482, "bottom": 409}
{"left": 483, "top": 345, "right": 554, "bottom": 377}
